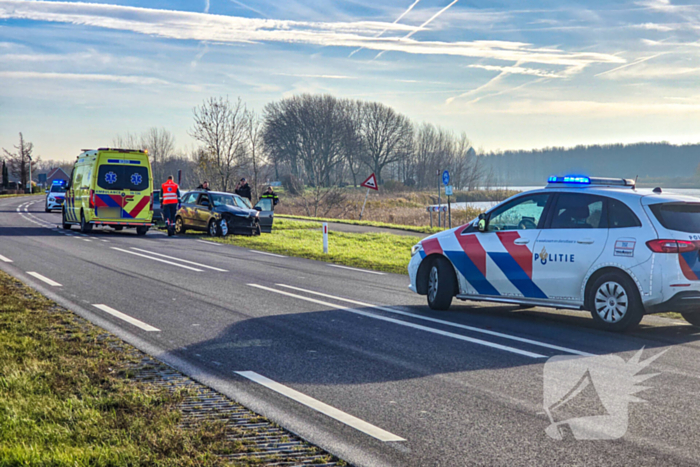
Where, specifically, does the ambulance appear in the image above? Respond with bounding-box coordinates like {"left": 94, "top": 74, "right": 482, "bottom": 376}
{"left": 408, "top": 176, "right": 700, "bottom": 331}
{"left": 62, "top": 148, "right": 153, "bottom": 235}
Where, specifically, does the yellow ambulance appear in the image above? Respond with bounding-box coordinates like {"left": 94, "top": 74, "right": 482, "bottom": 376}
{"left": 62, "top": 148, "right": 153, "bottom": 235}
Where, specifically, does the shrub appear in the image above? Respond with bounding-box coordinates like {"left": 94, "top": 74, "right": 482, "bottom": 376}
{"left": 382, "top": 180, "right": 405, "bottom": 192}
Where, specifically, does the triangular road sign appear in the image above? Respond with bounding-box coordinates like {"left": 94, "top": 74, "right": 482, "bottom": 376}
{"left": 361, "top": 173, "right": 378, "bottom": 191}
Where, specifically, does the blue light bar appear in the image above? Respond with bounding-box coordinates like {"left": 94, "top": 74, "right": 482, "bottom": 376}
{"left": 548, "top": 175, "right": 591, "bottom": 184}
{"left": 52, "top": 180, "right": 66, "bottom": 186}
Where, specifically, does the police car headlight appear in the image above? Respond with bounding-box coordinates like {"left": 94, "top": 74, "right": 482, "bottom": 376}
{"left": 411, "top": 243, "right": 423, "bottom": 257}
{"left": 48, "top": 197, "right": 55, "bottom": 202}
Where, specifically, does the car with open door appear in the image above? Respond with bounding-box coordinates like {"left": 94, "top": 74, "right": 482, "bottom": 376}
{"left": 174, "top": 190, "right": 261, "bottom": 237}
{"left": 252, "top": 197, "right": 274, "bottom": 233}
{"left": 408, "top": 175, "right": 700, "bottom": 331}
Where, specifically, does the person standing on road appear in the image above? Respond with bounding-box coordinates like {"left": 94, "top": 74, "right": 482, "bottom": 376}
{"left": 235, "top": 178, "right": 252, "bottom": 202}
{"left": 196, "top": 180, "right": 210, "bottom": 191}
{"left": 161, "top": 175, "right": 180, "bottom": 237}
{"left": 260, "top": 186, "right": 279, "bottom": 207}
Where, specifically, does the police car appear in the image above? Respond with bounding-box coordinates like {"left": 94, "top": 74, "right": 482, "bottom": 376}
{"left": 45, "top": 180, "right": 67, "bottom": 212}
{"left": 408, "top": 176, "right": 700, "bottom": 331}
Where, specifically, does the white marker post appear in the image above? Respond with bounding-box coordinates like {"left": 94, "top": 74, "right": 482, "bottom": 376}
{"left": 322, "top": 222, "right": 329, "bottom": 254}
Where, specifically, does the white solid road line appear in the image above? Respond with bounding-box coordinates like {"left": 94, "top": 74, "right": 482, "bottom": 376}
{"left": 196, "top": 240, "right": 221, "bottom": 246}
{"left": 249, "top": 250, "right": 286, "bottom": 258}
{"left": 248, "top": 284, "right": 545, "bottom": 359}
{"left": 277, "top": 284, "right": 592, "bottom": 357}
{"left": 93, "top": 304, "right": 160, "bottom": 332}
{"left": 235, "top": 370, "right": 406, "bottom": 442}
{"left": 111, "top": 247, "right": 203, "bottom": 272}
{"left": 0, "top": 254, "right": 13, "bottom": 263}
{"left": 26, "top": 272, "right": 62, "bottom": 287}
{"left": 327, "top": 264, "right": 384, "bottom": 275}
{"left": 130, "top": 248, "right": 228, "bottom": 272}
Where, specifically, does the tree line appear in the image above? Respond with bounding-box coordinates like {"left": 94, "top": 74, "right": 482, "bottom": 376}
{"left": 479, "top": 143, "right": 700, "bottom": 186}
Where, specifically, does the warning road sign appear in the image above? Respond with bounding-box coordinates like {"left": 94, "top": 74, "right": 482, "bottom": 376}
{"left": 361, "top": 173, "right": 379, "bottom": 191}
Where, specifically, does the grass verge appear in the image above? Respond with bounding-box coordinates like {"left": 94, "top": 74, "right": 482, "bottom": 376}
{"left": 276, "top": 214, "right": 442, "bottom": 234}
{"left": 0, "top": 193, "right": 35, "bottom": 199}
{"left": 204, "top": 220, "right": 415, "bottom": 275}
{"left": 0, "top": 271, "right": 278, "bottom": 465}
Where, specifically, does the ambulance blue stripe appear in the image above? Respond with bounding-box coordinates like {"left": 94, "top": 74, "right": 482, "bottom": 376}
{"left": 444, "top": 251, "right": 500, "bottom": 296}
{"left": 488, "top": 252, "right": 547, "bottom": 299}
{"left": 98, "top": 195, "right": 121, "bottom": 208}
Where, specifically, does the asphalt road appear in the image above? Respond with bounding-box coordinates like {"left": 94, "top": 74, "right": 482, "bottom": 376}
{"left": 3, "top": 195, "right": 700, "bottom": 466}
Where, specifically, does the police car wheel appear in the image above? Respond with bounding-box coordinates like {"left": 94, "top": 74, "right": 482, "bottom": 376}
{"left": 45, "top": 204, "right": 50, "bottom": 212}
{"left": 426, "top": 257, "right": 455, "bottom": 311}
{"left": 208, "top": 220, "right": 220, "bottom": 237}
{"left": 681, "top": 312, "right": 700, "bottom": 327}
{"left": 175, "top": 217, "right": 186, "bottom": 235}
{"left": 588, "top": 271, "right": 643, "bottom": 331}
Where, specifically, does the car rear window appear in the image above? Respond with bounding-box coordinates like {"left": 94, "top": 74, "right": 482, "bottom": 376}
{"left": 97, "top": 165, "right": 149, "bottom": 191}
{"left": 649, "top": 203, "right": 700, "bottom": 233}
{"left": 50, "top": 185, "right": 66, "bottom": 193}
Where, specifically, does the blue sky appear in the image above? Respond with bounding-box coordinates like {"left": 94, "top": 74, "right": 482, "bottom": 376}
{"left": 1, "top": 0, "right": 700, "bottom": 161}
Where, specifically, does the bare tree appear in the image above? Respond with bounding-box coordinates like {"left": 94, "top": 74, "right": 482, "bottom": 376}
{"left": 247, "top": 112, "right": 267, "bottom": 201}
{"left": 359, "top": 102, "right": 413, "bottom": 184}
{"left": 112, "top": 132, "right": 143, "bottom": 151}
{"left": 141, "top": 128, "right": 175, "bottom": 185}
{"left": 3, "top": 133, "right": 37, "bottom": 191}
{"left": 191, "top": 96, "right": 250, "bottom": 192}
{"left": 340, "top": 100, "right": 364, "bottom": 187}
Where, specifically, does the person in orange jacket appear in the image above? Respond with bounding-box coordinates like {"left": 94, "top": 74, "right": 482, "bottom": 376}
{"left": 161, "top": 175, "right": 180, "bottom": 236}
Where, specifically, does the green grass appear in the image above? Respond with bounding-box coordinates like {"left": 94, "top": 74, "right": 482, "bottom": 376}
{"left": 205, "top": 221, "right": 416, "bottom": 275}
{"left": 0, "top": 271, "right": 263, "bottom": 465}
{"left": 276, "top": 214, "right": 442, "bottom": 234}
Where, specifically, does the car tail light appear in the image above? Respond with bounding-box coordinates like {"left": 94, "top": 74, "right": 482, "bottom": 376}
{"left": 149, "top": 194, "right": 153, "bottom": 211}
{"left": 89, "top": 190, "right": 95, "bottom": 209}
{"left": 646, "top": 239, "right": 698, "bottom": 253}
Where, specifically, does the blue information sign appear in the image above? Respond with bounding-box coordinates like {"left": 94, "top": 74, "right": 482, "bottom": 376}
{"left": 442, "top": 170, "right": 450, "bottom": 185}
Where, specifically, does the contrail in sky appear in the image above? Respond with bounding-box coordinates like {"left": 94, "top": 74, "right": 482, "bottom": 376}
{"left": 349, "top": 0, "right": 422, "bottom": 57}
{"left": 374, "top": 0, "right": 459, "bottom": 59}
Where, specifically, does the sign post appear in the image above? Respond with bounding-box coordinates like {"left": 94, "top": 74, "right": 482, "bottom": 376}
{"left": 359, "top": 173, "right": 378, "bottom": 220}
{"left": 441, "top": 170, "right": 450, "bottom": 228}
{"left": 445, "top": 185, "right": 453, "bottom": 229}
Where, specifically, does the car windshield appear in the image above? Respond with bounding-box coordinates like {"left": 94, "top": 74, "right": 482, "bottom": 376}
{"left": 649, "top": 203, "right": 700, "bottom": 233}
{"left": 50, "top": 185, "right": 66, "bottom": 193}
{"left": 211, "top": 193, "right": 235, "bottom": 207}
{"left": 234, "top": 197, "right": 251, "bottom": 209}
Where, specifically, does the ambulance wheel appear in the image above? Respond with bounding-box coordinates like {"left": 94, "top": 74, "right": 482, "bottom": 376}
{"left": 136, "top": 226, "right": 149, "bottom": 236}
{"left": 80, "top": 211, "right": 92, "bottom": 233}
{"left": 208, "top": 219, "right": 220, "bottom": 237}
{"left": 681, "top": 312, "right": 700, "bottom": 327}
{"left": 587, "top": 271, "right": 643, "bottom": 332}
{"left": 62, "top": 208, "right": 71, "bottom": 230}
{"left": 426, "top": 256, "right": 456, "bottom": 311}
{"left": 175, "top": 216, "right": 186, "bottom": 235}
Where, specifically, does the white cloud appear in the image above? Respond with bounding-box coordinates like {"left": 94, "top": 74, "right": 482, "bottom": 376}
{"left": 494, "top": 99, "right": 700, "bottom": 116}
{"left": 467, "top": 64, "right": 565, "bottom": 78}
{"left": 0, "top": 71, "right": 170, "bottom": 85}
{"left": 0, "top": 0, "right": 624, "bottom": 69}
{"left": 272, "top": 73, "right": 356, "bottom": 79}
{"left": 629, "top": 22, "right": 675, "bottom": 31}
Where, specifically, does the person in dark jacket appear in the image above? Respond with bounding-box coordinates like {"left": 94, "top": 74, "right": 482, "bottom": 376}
{"left": 260, "top": 186, "right": 279, "bottom": 207}
{"left": 196, "top": 180, "right": 210, "bottom": 191}
{"left": 235, "top": 178, "right": 252, "bottom": 201}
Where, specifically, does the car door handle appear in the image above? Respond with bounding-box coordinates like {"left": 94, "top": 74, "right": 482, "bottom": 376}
{"left": 514, "top": 238, "right": 530, "bottom": 245}
{"left": 577, "top": 238, "right": 595, "bottom": 244}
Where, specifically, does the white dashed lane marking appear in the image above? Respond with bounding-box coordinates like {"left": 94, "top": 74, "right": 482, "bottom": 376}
{"left": 26, "top": 272, "right": 62, "bottom": 287}
{"left": 92, "top": 304, "right": 160, "bottom": 332}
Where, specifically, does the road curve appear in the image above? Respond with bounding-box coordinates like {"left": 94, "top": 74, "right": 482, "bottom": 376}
{"left": 2, "top": 195, "right": 700, "bottom": 467}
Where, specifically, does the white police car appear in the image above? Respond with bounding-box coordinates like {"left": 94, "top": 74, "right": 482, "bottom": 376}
{"left": 408, "top": 176, "right": 700, "bottom": 331}
{"left": 45, "top": 180, "right": 67, "bottom": 212}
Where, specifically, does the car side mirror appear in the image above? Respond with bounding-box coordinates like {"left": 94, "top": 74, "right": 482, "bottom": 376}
{"left": 477, "top": 213, "right": 487, "bottom": 232}
{"left": 254, "top": 206, "right": 262, "bottom": 212}
{"left": 45, "top": 189, "right": 49, "bottom": 193}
